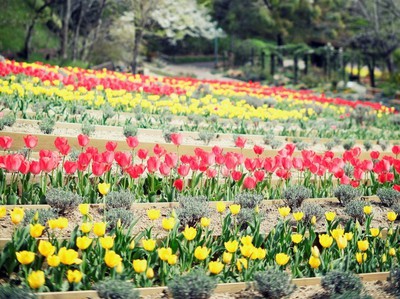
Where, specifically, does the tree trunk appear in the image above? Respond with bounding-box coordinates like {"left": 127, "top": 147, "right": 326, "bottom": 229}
{"left": 367, "top": 57, "right": 376, "bottom": 87}
{"left": 20, "top": 19, "right": 37, "bottom": 60}
{"left": 72, "top": 0, "right": 84, "bottom": 62}
{"left": 131, "top": 28, "right": 143, "bottom": 74}
{"left": 61, "top": 0, "right": 71, "bottom": 60}
{"left": 386, "top": 54, "right": 394, "bottom": 76}
{"left": 86, "top": 0, "right": 107, "bottom": 61}
{"left": 276, "top": 33, "right": 283, "bottom": 66}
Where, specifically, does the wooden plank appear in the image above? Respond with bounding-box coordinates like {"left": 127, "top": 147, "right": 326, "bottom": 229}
{"left": 293, "top": 276, "right": 321, "bottom": 286}
{"left": 38, "top": 291, "right": 99, "bottom": 299}
{"left": 359, "top": 272, "right": 389, "bottom": 281}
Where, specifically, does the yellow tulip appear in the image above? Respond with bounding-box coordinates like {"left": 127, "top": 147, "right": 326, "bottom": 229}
{"left": 291, "top": 234, "right": 303, "bottom": 244}
{"left": 356, "top": 252, "right": 367, "bottom": 264}
{"left": 370, "top": 228, "right": 380, "bottom": 237}
{"left": 345, "top": 232, "right": 353, "bottom": 241}
{"left": 0, "top": 206, "right": 6, "bottom": 218}
{"left": 357, "top": 240, "right": 369, "bottom": 252}
{"left": 104, "top": 250, "right": 122, "bottom": 268}
{"left": 78, "top": 204, "right": 90, "bottom": 216}
{"left": 330, "top": 226, "right": 344, "bottom": 239}
{"left": 76, "top": 236, "right": 93, "bottom": 250}
{"left": 216, "top": 202, "right": 226, "bottom": 213}
{"left": 293, "top": 211, "right": 304, "bottom": 221}
{"left": 309, "top": 256, "right": 321, "bottom": 269}
{"left": 319, "top": 234, "right": 333, "bottom": 248}
{"left": 382, "top": 254, "right": 387, "bottom": 263}
{"left": 229, "top": 204, "right": 241, "bottom": 215}
{"left": 240, "top": 235, "right": 253, "bottom": 245}
{"left": 142, "top": 239, "right": 156, "bottom": 251}
{"left": 10, "top": 207, "right": 24, "bottom": 225}
{"left": 255, "top": 205, "right": 260, "bottom": 214}
{"left": 255, "top": 248, "right": 267, "bottom": 260}
{"left": 58, "top": 247, "right": 81, "bottom": 265}
{"left": 167, "top": 254, "right": 178, "bottom": 265}
{"left": 116, "top": 262, "right": 123, "bottom": 273}
{"left": 98, "top": 182, "right": 111, "bottom": 195}
{"left": 336, "top": 235, "right": 348, "bottom": 250}
{"left": 80, "top": 222, "right": 92, "bottom": 233}
{"left": 236, "top": 258, "right": 248, "bottom": 272}
{"left": 240, "top": 244, "right": 256, "bottom": 258}
{"left": 209, "top": 261, "right": 224, "bottom": 274}
{"left": 93, "top": 222, "right": 106, "bottom": 237}
{"left": 363, "top": 205, "right": 372, "bottom": 215}
{"left": 16, "top": 251, "right": 35, "bottom": 265}
{"left": 223, "top": 251, "right": 233, "bottom": 264}
{"left": 47, "top": 255, "right": 60, "bottom": 267}
{"left": 278, "top": 206, "right": 291, "bottom": 217}
{"left": 182, "top": 226, "right": 197, "bottom": 241}
{"left": 38, "top": 240, "right": 55, "bottom": 257}
{"left": 100, "top": 236, "right": 114, "bottom": 249}
{"left": 30, "top": 223, "right": 45, "bottom": 238}
{"left": 133, "top": 259, "right": 147, "bottom": 273}
{"left": 325, "top": 211, "right": 336, "bottom": 222}
{"left": 48, "top": 217, "right": 68, "bottom": 229}
{"left": 158, "top": 247, "right": 172, "bottom": 261}
{"left": 129, "top": 240, "right": 135, "bottom": 250}
{"left": 67, "top": 270, "right": 82, "bottom": 283}
{"left": 275, "top": 253, "right": 290, "bottom": 266}
{"left": 28, "top": 270, "right": 45, "bottom": 289}
{"left": 311, "top": 215, "right": 317, "bottom": 225}
{"left": 200, "top": 217, "right": 211, "bottom": 227}
{"left": 147, "top": 209, "right": 161, "bottom": 220}
{"left": 146, "top": 267, "right": 154, "bottom": 279}
{"left": 224, "top": 240, "right": 239, "bottom": 253}
{"left": 311, "top": 246, "right": 320, "bottom": 258}
{"left": 388, "top": 211, "right": 397, "bottom": 222}
{"left": 194, "top": 246, "right": 210, "bottom": 260}
{"left": 389, "top": 248, "right": 396, "bottom": 256}
{"left": 162, "top": 217, "right": 175, "bottom": 231}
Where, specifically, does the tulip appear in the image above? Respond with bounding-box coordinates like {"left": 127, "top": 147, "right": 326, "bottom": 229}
{"left": 58, "top": 247, "right": 81, "bottom": 265}
{"left": 142, "top": 239, "right": 156, "bottom": 251}
{"left": 223, "top": 252, "right": 233, "bottom": 264}
{"left": 78, "top": 204, "right": 90, "bottom": 216}
{"left": 278, "top": 206, "right": 291, "bottom": 218}
{"left": 0, "top": 207, "right": 6, "bottom": 218}
{"left": 389, "top": 248, "right": 396, "bottom": 256}
{"left": 311, "top": 246, "right": 320, "bottom": 258}
{"left": 224, "top": 240, "right": 239, "bottom": 253}
{"left": 93, "top": 222, "right": 106, "bottom": 237}
{"left": 100, "top": 236, "right": 114, "bottom": 249}
{"left": 363, "top": 205, "right": 373, "bottom": 215}
{"left": 38, "top": 240, "right": 55, "bottom": 257}
{"left": 98, "top": 182, "right": 110, "bottom": 195}
{"left": 23, "top": 135, "right": 38, "bottom": 149}
{"left": 229, "top": 204, "right": 241, "bottom": 215}
{"left": 129, "top": 240, "right": 135, "bottom": 250}
{"left": 16, "top": 251, "right": 35, "bottom": 265}
{"left": 336, "top": 235, "right": 348, "bottom": 249}
{"left": 146, "top": 268, "right": 154, "bottom": 279}
{"left": 293, "top": 211, "right": 304, "bottom": 221}
{"left": 104, "top": 250, "right": 122, "bottom": 268}
{"left": 147, "top": 209, "right": 161, "bottom": 220}
{"left": 388, "top": 211, "right": 397, "bottom": 222}
{"left": 28, "top": 270, "right": 45, "bottom": 289}
{"left": 330, "top": 226, "right": 344, "bottom": 239}
{"left": 182, "top": 226, "right": 197, "bottom": 241}
{"left": 126, "top": 136, "right": 139, "bottom": 148}
{"left": 47, "top": 255, "right": 60, "bottom": 267}
{"left": 309, "top": 256, "right": 321, "bottom": 269}
{"left": 345, "top": 232, "right": 353, "bottom": 241}
{"left": 325, "top": 211, "right": 336, "bottom": 222}
{"left": 209, "top": 261, "right": 224, "bottom": 274}
{"left": 291, "top": 234, "right": 303, "bottom": 244}
{"left": 319, "top": 234, "right": 333, "bottom": 248}
{"left": 357, "top": 240, "right": 369, "bottom": 252}
{"left": 216, "top": 202, "right": 226, "bottom": 213}
{"left": 200, "top": 217, "right": 211, "bottom": 227}
{"left": 67, "top": 270, "right": 82, "bottom": 283}
{"left": 240, "top": 235, "right": 253, "bottom": 245}
{"left": 254, "top": 248, "right": 267, "bottom": 260}
{"left": 80, "top": 222, "right": 92, "bottom": 233}
{"left": 234, "top": 136, "right": 246, "bottom": 148}
{"left": 167, "top": 254, "right": 178, "bottom": 265}
{"left": 382, "top": 254, "right": 387, "bottom": 263}
{"left": 162, "top": 217, "right": 175, "bottom": 231}
{"left": 240, "top": 244, "right": 256, "bottom": 258}
{"left": 77, "top": 134, "right": 89, "bottom": 147}
{"left": 133, "top": 259, "right": 147, "bottom": 273}
{"left": 10, "top": 207, "right": 24, "bottom": 225}
{"left": 194, "top": 246, "right": 210, "bottom": 260}
{"left": 236, "top": 258, "right": 248, "bottom": 272}
{"left": 170, "top": 133, "right": 183, "bottom": 146}
{"left": 370, "top": 228, "right": 380, "bottom": 237}
{"left": 76, "top": 236, "right": 93, "bottom": 250}
{"left": 158, "top": 247, "right": 172, "bottom": 261}
{"left": 30, "top": 223, "right": 45, "bottom": 238}
{"left": 356, "top": 252, "right": 367, "bottom": 264}
{"left": 311, "top": 215, "right": 317, "bottom": 225}
{"left": 275, "top": 253, "right": 290, "bottom": 266}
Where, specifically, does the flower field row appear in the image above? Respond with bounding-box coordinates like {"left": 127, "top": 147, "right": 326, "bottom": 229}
{"left": 0, "top": 133, "right": 399, "bottom": 204}
{"left": 1, "top": 201, "right": 399, "bottom": 292}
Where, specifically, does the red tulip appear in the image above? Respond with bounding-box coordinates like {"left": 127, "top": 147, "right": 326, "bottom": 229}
{"left": 212, "top": 146, "right": 223, "bottom": 155}
{"left": 115, "top": 152, "right": 132, "bottom": 169}
{"left": 254, "top": 170, "right": 265, "bottom": 182}
{"left": 153, "top": 144, "right": 166, "bottom": 157}
{"left": 137, "top": 149, "right": 148, "bottom": 160}
{"left": 178, "top": 164, "right": 190, "bottom": 177}
{"left": 58, "top": 143, "right": 71, "bottom": 156}
{"left": 126, "top": 164, "right": 145, "bottom": 179}
{"left": 392, "top": 145, "right": 400, "bottom": 156}
{"left": 173, "top": 178, "right": 184, "bottom": 191}
{"left": 159, "top": 162, "right": 171, "bottom": 176}
{"left": 5, "top": 154, "right": 24, "bottom": 172}
{"left": 350, "top": 180, "right": 360, "bottom": 188}
{"left": 225, "top": 153, "right": 238, "bottom": 170}
{"left": 126, "top": 136, "right": 139, "bottom": 148}
{"left": 215, "top": 154, "right": 225, "bottom": 165}
{"left": 394, "top": 185, "right": 400, "bottom": 192}
{"left": 0, "top": 136, "right": 13, "bottom": 150}
{"left": 164, "top": 153, "right": 178, "bottom": 168}
{"left": 77, "top": 152, "right": 91, "bottom": 171}
{"left": 378, "top": 172, "right": 394, "bottom": 183}
{"left": 102, "top": 151, "right": 114, "bottom": 164}
{"left": 147, "top": 156, "right": 160, "bottom": 173}
{"left": 234, "top": 136, "right": 246, "bottom": 148}
{"left": 231, "top": 170, "right": 243, "bottom": 181}
{"left": 170, "top": 133, "right": 183, "bottom": 146}
{"left": 23, "top": 135, "right": 38, "bottom": 149}
{"left": 39, "top": 156, "right": 58, "bottom": 172}
{"left": 64, "top": 161, "right": 78, "bottom": 174}
{"left": 54, "top": 137, "right": 68, "bottom": 149}
{"left": 284, "top": 143, "right": 296, "bottom": 156}
{"left": 293, "top": 157, "right": 304, "bottom": 170}
{"left": 253, "top": 145, "right": 264, "bottom": 156}
{"left": 105, "top": 141, "right": 117, "bottom": 151}
{"left": 370, "top": 151, "right": 380, "bottom": 160}
{"left": 29, "top": 160, "right": 41, "bottom": 175}
{"left": 92, "top": 162, "right": 107, "bottom": 176}
{"left": 206, "top": 168, "right": 217, "bottom": 178}
{"left": 19, "top": 160, "right": 30, "bottom": 174}
{"left": 243, "top": 176, "right": 256, "bottom": 189}
{"left": 77, "top": 134, "right": 89, "bottom": 147}
{"left": 340, "top": 175, "right": 350, "bottom": 185}
{"left": 244, "top": 158, "right": 257, "bottom": 172}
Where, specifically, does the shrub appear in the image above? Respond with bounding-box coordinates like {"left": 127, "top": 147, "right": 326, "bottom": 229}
{"left": 333, "top": 185, "right": 362, "bottom": 206}
{"left": 45, "top": 188, "right": 82, "bottom": 215}
{"left": 321, "top": 270, "right": 363, "bottom": 296}
{"left": 300, "top": 202, "right": 325, "bottom": 224}
{"left": 389, "top": 266, "right": 400, "bottom": 295}
{"left": 23, "top": 209, "right": 57, "bottom": 226}
{"left": 0, "top": 284, "right": 37, "bottom": 299}
{"left": 282, "top": 185, "right": 311, "bottom": 209}
{"left": 106, "top": 208, "right": 135, "bottom": 231}
{"left": 234, "top": 192, "right": 263, "bottom": 209}
{"left": 168, "top": 269, "right": 216, "bottom": 299}
{"left": 198, "top": 131, "right": 214, "bottom": 145}
{"left": 177, "top": 195, "right": 211, "bottom": 227}
{"left": 81, "top": 122, "right": 95, "bottom": 136}
{"left": 95, "top": 279, "right": 139, "bottom": 299}
{"left": 102, "top": 104, "right": 115, "bottom": 122}
{"left": 325, "top": 141, "right": 336, "bottom": 150}
{"left": 270, "top": 140, "right": 282, "bottom": 149}
{"left": 263, "top": 132, "right": 275, "bottom": 145}
{"left": 254, "top": 269, "right": 296, "bottom": 299}
{"left": 363, "top": 140, "right": 372, "bottom": 151}
{"left": 2, "top": 114, "right": 16, "bottom": 127}
{"left": 331, "top": 291, "right": 372, "bottom": 299}
{"left": 105, "top": 190, "right": 134, "bottom": 211}
{"left": 123, "top": 124, "right": 138, "bottom": 138}
{"left": 236, "top": 208, "right": 257, "bottom": 229}
{"left": 377, "top": 187, "right": 400, "bottom": 207}
{"left": 39, "top": 117, "right": 55, "bottom": 134}
{"left": 345, "top": 200, "right": 367, "bottom": 223}
{"left": 343, "top": 139, "right": 356, "bottom": 150}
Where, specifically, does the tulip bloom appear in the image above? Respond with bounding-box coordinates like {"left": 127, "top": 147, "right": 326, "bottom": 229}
{"left": 240, "top": 235, "right": 253, "bottom": 245}
{"left": 309, "top": 256, "right": 321, "bottom": 269}
{"left": 216, "top": 202, "right": 226, "bottom": 213}
{"left": 10, "top": 207, "right": 24, "bottom": 225}
{"left": 16, "top": 251, "right": 35, "bottom": 265}
{"left": 194, "top": 246, "right": 210, "bottom": 260}
{"left": 209, "top": 261, "right": 224, "bottom": 274}
{"left": 0, "top": 207, "right": 6, "bottom": 218}
{"left": 223, "top": 252, "right": 233, "bottom": 264}
{"left": 170, "top": 133, "right": 183, "bottom": 146}
{"left": 23, "top": 135, "right": 38, "bottom": 149}
{"left": 67, "top": 270, "right": 82, "bottom": 283}
{"left": 293, "top": 212, "right": 304, "bottom": 221}
{"left": 98, "top": 182, "right": 110, "bottom": 195}
{"left": 38, "top": 240, "right": 55, "bottom": 257}
{"left": 93, "top": 222, "right": 106, "bottom": 237}
{"left": 76, "top": 236, "right": 93, "bottom": 250}
{"left": 146, "top": 268, "right": 154, "bottom": 279}
{"left": 47, "top": 255, "right": 60, "bottom": 267}
{"left": 229, "top": 204, "right": 241, "bottom": 215}
{"left": 357, "top": 240, "right": 369, "bottom": 252}
{"left": 275, "top": 253, "right": 290, "bottom": 266}
{"left": 30, "top": 223, "right": 45, "bottom": 238}
{"left": 356, "top": 252, "right": 367, "bottom": 264}
{"left": 100, "top": 236, "right": 114, "bottom": 249}
{"left": 291, "top": 234, "right": 303, "bottom": 244}
{"left": 158, "top": 247, "right": 172, "bottom": 261}
{"left": 28, "top": 270, "right": 45, "bottom": 289}
{"left": 364, "top": 205, "right": 373, "bottom": 215}
{"left": 162, "top": 217, "right": 175, "bottom": 231}
{"left": 319, "top": 234, "right": 333, "bottom": 248}
{"left": 325, "top": 211, "right": 336, "bottom": 222}
{"left": 142, "top": 239, "right": 156, "bottom": 251}
{"left": 147, "top": 209, "right": 161, "bottom": 220}
{"left": 336, "top": 235, "right": 348, "bottom": 249}
{"left": 104, "top": 250, "right": 122, "bottom": 268}
{"left": 388, "top": 211, "right": 397, "bottom": 222}
{"left": 182, "top": 226, "right": 197, "bottom": 241}
{"left": 58, "top": 247, "right": 81, "bottom": 265}
{"left": 278, "top": 207, "right": 291, "bottom": 218}
{"left": 236, "top": 258, "right": 248, "bottom": 272}
{"left": 80, "top": 222, "right": 92, "bottom": 233}
{"left": 133, "top": 259, "right": 147, "bottom": 273}
{"left": 78, "top": 204, "right": 90, "bottom": 216}
{"left": 200, "top": 217, "right": 211, "bottom": 227}
{"left": 224, "top": 240, "right": 239, "bottom": 253}
{"left": 370, "top": 228, "right": 380, "bottom": 237}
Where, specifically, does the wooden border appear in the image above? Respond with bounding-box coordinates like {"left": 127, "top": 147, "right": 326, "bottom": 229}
{"left": 35, "top": 272, "right": 390, "bottom": 298}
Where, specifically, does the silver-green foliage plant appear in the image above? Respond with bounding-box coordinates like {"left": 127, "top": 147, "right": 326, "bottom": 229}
{"left": 344, "top": 200, "right": 367, "bottom": 223}
{"left": 23, "top": 209, "right": 57, "bottom": 226}
{"left": 106, "top": 208, "right": 135, "bottom": 231}
{"left": 168, "top": 269, "right": 216, "bottom": 299}
{"left": 254, "top": 269, "right": 296, "bottom": 299}
{"left": 0, "top": 284, "right": 37, "bottom": 299}
{"left": 333, "top": 185, "right": 362, "bottom": 206}
{"left": 95, "top": 279, "right": 139, "bottom": 299}
{"left": 282, "top": 185, "right": 311, "bottom": 209}
{"left": 105, "top": 190, "right": 134, "bottom": 211}
{"left": 81, "top": 122, "right": 95, "bottom": 136}
{"left": 45, "top": 188, "right": 83, "bottom": 215}
{"left": 377, "top": 187, "right": 400, "bottom": 207}
{"left": 177, "top": 195, "right": 211, "bottom": 227}
{"left": 300, "top": 202, "right": 325, "bottom": 224}
{"left": 39, "top": 117, "right": 55, "bottom": 134}
{"left": 321, "top": 270, "right": 363, "bottom": 297}
{"left": 123, "top": 124, "right": 138, "bottom": 138}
